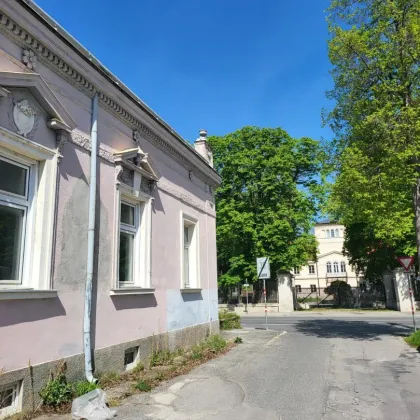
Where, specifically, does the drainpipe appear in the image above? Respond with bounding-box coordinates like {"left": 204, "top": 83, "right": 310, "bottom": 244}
{"left": 84, "top": 93, "right": 98, "bottom": 383}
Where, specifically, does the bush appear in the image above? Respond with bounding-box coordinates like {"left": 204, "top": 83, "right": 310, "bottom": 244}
{"left": 234, "top": 336, "right": 243, "bottom": 344}
{"left": 219, "top": 310, "right": 241, "bottom": 330}
{"left": 150, "top": 350, "right": 173, "bottom": 367}
{"left": 39, "top": 373, "right": 74, "bottom": 406}
{"left": 324, "top": 280, "right": 354, "bottom": 307}
{"left": 74, "top": 380, "right": 97, "bottom": 397}
{"left": 405, "top": 330, "right": 420, "bottom": 347}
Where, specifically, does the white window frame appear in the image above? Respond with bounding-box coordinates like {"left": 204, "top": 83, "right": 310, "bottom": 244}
{"left": 0, "top": 381, "right": 22, "bottom": 418}
{"left": 333, "top": 261, "right": 340, "bottom": 273}
{"left": 327, "top": 262, "right": 332, "bottom": 274}
{"left": 308, "top": 264, "right": 315, "bottom": 275}
{"left": 330, "top": 229, "right": 335, "bottom": 238}
{"left": 335, "top": 228, "right": 339, "bottom": 238}
{"left": 112, "top": 173, "right": 152, "bottom": 293}
{"left": 340, "top": 261, "right": 346, "bottom": 273}
{"left": 181, "top": 212, "right": 200, "bottom": 290}
{"left": 0, "top": 128, "right": 58, "bottom": 299}
{"left": 293, "top": 267, "right": 300, "bottom": 275}
{"left": 326, "top": 229, "right": 331, "bottom": 238}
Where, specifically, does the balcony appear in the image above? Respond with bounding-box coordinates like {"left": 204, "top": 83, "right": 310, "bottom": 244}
{"left": 326, "top": 272, "right": 347, "bottom": 278}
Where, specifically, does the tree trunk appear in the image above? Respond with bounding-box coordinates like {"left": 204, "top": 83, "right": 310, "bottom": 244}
{"left": 413, "top": 178, "right": 420, "bottom": 269}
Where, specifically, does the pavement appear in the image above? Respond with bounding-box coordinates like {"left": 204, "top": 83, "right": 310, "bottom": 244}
{"left": 40, "top": 312, "right": 420, "bottom": 420}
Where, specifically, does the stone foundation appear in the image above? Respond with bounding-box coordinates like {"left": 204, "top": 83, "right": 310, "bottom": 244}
{"left": 0, "top": 320, "right": 219, "bottom": 414}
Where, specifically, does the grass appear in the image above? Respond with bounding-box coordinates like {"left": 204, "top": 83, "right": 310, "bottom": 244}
{"left": 405, "top": 330, "right": 420, "bottom": 347}
{"left": 303, "top": 307, "right": 393, "bottom": 312}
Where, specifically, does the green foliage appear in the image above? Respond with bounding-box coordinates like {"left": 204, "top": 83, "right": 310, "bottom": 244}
{"left": 134, "top": 381, "right": 152, "bottom": 392}
{"left": 204, "top": 335, "right": 227, "bottom": 353}
{"left": 208, "top": 127, "right": 327, "bottom": 287}
{"left": 150, "top": 350, "right": 173, "bottom": 367}
{"left": 219, "top": 310, "right": 241, "bottom": 330}
{"left": 234, "top": 337, "right": 243, "bottom": 344}
{"left": 190, "top": 345, "right": 203, "bottom": 360}
{"left": 133, "top": 362, "right": 145, "bottom": 373}
{"left": 97, "top": 371, "right": 120, "bottom": 388}
{"left": 324, "top": 280, "right": 353, "bottom": 307}
{"left": 39, "top": 373, "right": 74, "bottom": 406}
{"left": 74, "top": 380, "right": 97, "bottom": 397}
{"left": 405, "top": 330, "right": 420, "bottom": 347}
{"left": 325, "top": 0, "right": 420, "bottom": 277}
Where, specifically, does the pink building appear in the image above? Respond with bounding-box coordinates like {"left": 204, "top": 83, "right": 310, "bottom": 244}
{"left": 0, "top": 1, "right": 220, "bottom": 415}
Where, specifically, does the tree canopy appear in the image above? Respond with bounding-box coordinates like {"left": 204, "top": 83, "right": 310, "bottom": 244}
{"left": 325, "top": 0, "right": 420, "bottom": 279}
{"left": 208, "top": 126, "right": 327, "bottom": 287}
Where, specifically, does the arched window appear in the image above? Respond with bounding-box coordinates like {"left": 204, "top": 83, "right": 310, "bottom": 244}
{"left": 326, "top": 230, "right": 330, "bottom": 238}
{"left": 340, "top": 262, "right": 346, "bottom": 273}
{"left": 335, "top": 228, "right": 339, "bottom": 237}
{"left": 333, "top": 261, "right": 339, "bottom": 273}
{"left": 327, "top": 262, "right": 332, "bottom": 273}
{"left": 331, "top": 229, "right": 335, "bottom": 238}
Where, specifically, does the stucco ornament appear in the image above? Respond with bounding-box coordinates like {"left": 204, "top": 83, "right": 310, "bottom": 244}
{"left": 22, "top": 49, "right": 37, "bottom": 70}
{"left": 13, "top": 100, "right": 36, "bottom": 137}
{"left": 133, "top": 130, "right": 141, "bottom": 144}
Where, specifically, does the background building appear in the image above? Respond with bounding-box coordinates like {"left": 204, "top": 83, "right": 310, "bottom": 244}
{"left": 293, "top": 222, "right": 362, "bottom": 294}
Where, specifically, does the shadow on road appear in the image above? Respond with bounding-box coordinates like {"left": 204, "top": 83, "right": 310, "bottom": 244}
{"left": 294, "top": 319, "right": 412, "bottom": 340}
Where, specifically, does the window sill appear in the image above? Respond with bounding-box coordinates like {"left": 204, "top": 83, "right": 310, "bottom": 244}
{"left": 0, "top": 289, "right": 58, "bottom": 300}
{"left": 180, "top": 288, "right": 202, "bottom": 294}
{"left": 110, "top": 287, "right": 155, "bottom": 296}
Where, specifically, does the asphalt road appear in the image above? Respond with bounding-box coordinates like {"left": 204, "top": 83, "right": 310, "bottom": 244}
{"left": 111, "top": 313, "right": 420, "bottom": 420}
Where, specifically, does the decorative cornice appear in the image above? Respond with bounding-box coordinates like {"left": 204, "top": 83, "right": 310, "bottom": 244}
{"left": 70, "top": 131, "right": 114, "bottom": 163}
{"left": 158, "top": 179, "right": 216, "bottom": 218}
{"left": 0, "top": 10, "right": 221, "bottom": 187}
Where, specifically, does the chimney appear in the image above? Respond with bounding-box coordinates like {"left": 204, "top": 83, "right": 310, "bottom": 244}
{"left": 194, "top": 129, "right": 213, "bottom": 167}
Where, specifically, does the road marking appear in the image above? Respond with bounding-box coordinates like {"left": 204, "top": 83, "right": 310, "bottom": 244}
{"left": 263, "top": 331, "right": 287, "bottom": 347}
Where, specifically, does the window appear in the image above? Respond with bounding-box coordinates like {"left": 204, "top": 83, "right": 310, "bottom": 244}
{"left": 309, "top": 265, "right": 315, "bottom": 274}
{"left": 310, "top": 284, "right": 317, "bottom": 292}
{"left": 335, "top": 228, "right": 339, "bottom": 238}
{"left": 327, "top": 262, "right": 332, "bottom": 273}
{"left": 124, "top": 347, "right": 139, "bottom": 371}
{"left": 182, "top": 214, "right": 199, "bottom": 289}
{"left": 340, "top": 261, "right": 346, "bottom": 273}
{"left": 295, "top": 285, "right": 302, "bottom": 293}
{"left": 0, "top": 382, "right": 20, "bottom": 417}
{"left": 294, "top": 267, "right": 300, "bottom": 275}
{"left": 325, "top": 230, "right": 330, "bottom": 238}
{"left": 116, "top": 195, "right": 151, "bottom": 289}
{"left": 0, "top": 157, "right": 29, "bottom": 284}
{"left": 333, "top": 261, "right": 339, "bottom": 273}
{"left": 330, "top": 229, "right": 335, "bottom": 238}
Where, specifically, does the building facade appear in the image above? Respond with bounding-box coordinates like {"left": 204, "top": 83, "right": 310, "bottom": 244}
{"left": 0, "top": 1, "right": 220, "bottom": 415}
{"left": 293, "top": 222, "right": 362, "bottom": 293}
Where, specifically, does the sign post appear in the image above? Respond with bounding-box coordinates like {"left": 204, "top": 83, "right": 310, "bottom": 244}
{"left": 397, "top": 256, "right": 416, "bottom": 331}
{"left": 257, "top": 257, "right": 270, "bottom": 330}
{"left": 243, "top": 283, "right": 250, "bottom": 314}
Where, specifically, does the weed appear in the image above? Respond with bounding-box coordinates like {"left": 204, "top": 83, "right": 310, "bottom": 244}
{"left": 135, "top": 381, "right": 151, "bottom": 392}
{"left": 74, "top": 380, "right": 97, "bottom": 397}
{"left": 107, "top": 398, "right": 121, "bottom": 407}
{"left": 133, "top": 362, "right": 145, "bottom": 373}
{"left": 39, "top": 373, "right": 73, "bottom": 406}
{"left": 97, "top": 371, "right": 120, "bottom": 388}
{"left": 204, "top": 335, "right": 227, "bottom": 352}
{"left": 219, "top": 310, "right": 241, "bottom": 330}
{"left": 150, "top": 350, "right": 172, "bottom": 367}
{"left": 234, "top": 337, "right": 243, "bottom": 344}
{"left": 405, "top": 330, "right": 420, "bottom": 347}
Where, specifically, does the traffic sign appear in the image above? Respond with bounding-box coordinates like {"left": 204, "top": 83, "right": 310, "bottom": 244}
{"left": 397, "top": 256, "right": 415, "bottom": 272}
{"left": 256, "top": 257, "right": 270, "bottom": 279}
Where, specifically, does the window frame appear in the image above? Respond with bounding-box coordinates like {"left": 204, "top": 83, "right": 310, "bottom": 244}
{"left": 340, "top": 261, "right": 346, "bottom": 273}
{"left": 293, "top": 267, "right": 300, "bottom": 275}
{"left": 295, "top": 285, "right": 302, "bottom": 293}
{"left": 0, "top": 381, "right": 21, "bottom": 418}
{"left": 310, "top": 284, "right": 317, "bottom": 293}
{"left": 333, "top": 261, "right": 340, "bottom": 273}
{"left": 115, "top": 186, "right": 152, "bottom": 290}
{"left": 326, "top": 229, "right": 331, "bottom": 238}
{"left": 181, "top": 212, "right": 200, "bottom": 290}
{"left": 308, "top": 264, "right": 315, "bottom": 275}
{"left": 326, "top": 262, "right": 332, "bottom": 274}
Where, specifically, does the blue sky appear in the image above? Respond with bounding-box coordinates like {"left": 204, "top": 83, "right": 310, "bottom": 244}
{"left": 35, "top": 0, "right": 334, "bottom": 144}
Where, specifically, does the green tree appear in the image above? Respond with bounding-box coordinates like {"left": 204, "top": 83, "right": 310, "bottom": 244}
{"left": 326, "top": 0, "right": 420, "bottom": 276}
{"left": 208, "top": 126, "right": 327, "bottom": 287}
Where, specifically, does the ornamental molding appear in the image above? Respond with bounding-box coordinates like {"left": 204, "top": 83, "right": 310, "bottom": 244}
{"left": 158, "top": 179, "right": 216, "bottom": 218}
{"left": 0, "top": 10, "right": 220, "bottom": 187}
{"left": 70, "top": 131, "right": 114, "bottom": 163}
